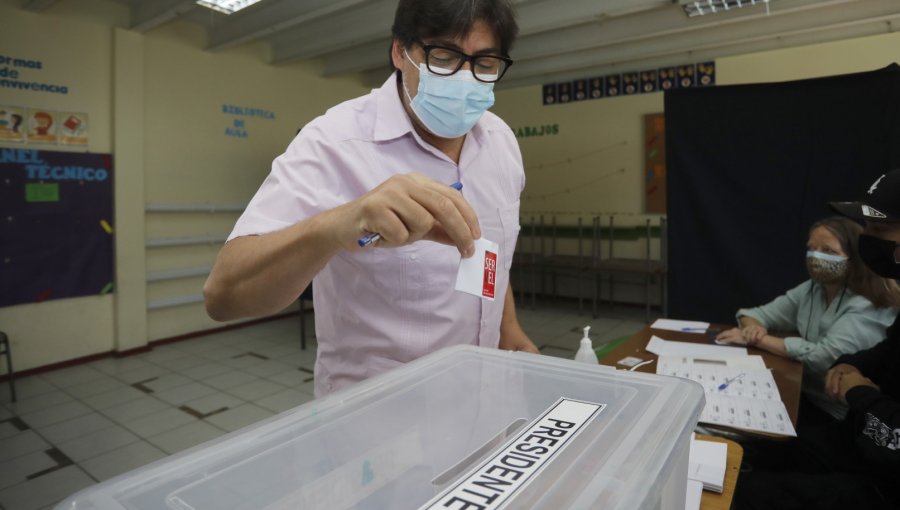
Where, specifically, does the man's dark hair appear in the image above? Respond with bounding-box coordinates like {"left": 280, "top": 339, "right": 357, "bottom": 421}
{"left": 390, "top": 0, "right": 518, "bottom": 70}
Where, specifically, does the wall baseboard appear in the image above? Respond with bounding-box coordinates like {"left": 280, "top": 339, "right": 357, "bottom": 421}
{"left": 0, "top": 310, "right": 306, "bottom": 383}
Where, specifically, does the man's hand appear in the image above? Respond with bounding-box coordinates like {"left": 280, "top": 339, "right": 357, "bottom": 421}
{"left": 499, "top": 329, "right": 540, "bottom": 354}
{"left": 826, "top": 363, "right": 878, "bottom": 402}
{"left": 333, "top": 173, "right": 481, "bottom": 257}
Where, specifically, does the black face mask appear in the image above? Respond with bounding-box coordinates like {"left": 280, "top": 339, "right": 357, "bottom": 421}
{"left": 859, "top": 234, "right": 900, "bottom": 280}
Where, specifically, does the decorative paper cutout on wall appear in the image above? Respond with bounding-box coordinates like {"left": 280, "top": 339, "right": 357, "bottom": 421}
{"left": 26, "top": 108, "right": 57, "bottom": 144}
{"left": 0, "top": 106, "right": 25, "bottom": 143}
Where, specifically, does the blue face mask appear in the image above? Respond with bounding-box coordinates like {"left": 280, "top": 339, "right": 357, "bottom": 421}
{"left": 806, "top": 250, "right": 847, "bottom": 263}
{"left": 403, "top": 51, "right": 495, "bottom": 139}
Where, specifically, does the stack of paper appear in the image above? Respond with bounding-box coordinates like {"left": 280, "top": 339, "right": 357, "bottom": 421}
{"left": 651, "top": 318, "right": 711, "bottom": 332}
{"left": 688, "top": 434, "right": 727, "bottom": 493}
{"left": 685, "top": 479, "right": 703, "bottom": 510}
{"left": 646, "top": 335, "right": 748, "bottom": 359}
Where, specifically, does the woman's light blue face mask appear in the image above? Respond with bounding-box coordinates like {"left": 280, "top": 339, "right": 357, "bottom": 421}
{"left": 403, "top": 51, "right": 495, "bottom": 139}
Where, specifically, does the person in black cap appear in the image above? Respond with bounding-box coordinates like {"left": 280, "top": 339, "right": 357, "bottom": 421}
{"left": 735, "top": 169, "right": 900, "bottom": 510}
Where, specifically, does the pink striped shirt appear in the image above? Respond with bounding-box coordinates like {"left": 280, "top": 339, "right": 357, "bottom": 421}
{"left": 228, "top": 73, "right": 524, "bottom": 396}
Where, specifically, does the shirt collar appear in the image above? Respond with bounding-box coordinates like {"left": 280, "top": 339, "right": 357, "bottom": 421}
{"left": 373, "top": 72, "right": 415, "bottom": 142}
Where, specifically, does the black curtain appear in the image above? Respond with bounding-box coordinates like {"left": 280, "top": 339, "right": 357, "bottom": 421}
{"left": 665, "top": 64, "right": 900, "bottom": 324}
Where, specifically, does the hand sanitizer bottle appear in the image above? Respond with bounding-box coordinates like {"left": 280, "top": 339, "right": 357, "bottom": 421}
{"left": 574, "top": 326, "right": 599, "bottom": 364}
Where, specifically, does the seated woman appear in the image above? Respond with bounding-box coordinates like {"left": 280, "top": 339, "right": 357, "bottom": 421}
{"left": 716, "top": 216, "right": 900, "bottom": 422}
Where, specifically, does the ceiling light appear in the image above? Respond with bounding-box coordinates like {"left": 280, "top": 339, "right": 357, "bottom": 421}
{"left": 195, "top": 0, "right": 263, "bottom": 15}
{"left": 681, "top": 0, "right": 770, "bottom": 17}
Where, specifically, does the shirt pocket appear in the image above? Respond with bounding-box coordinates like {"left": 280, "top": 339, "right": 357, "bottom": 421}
{"left": 498, "top": 200, "right": 521, "bottom": 271}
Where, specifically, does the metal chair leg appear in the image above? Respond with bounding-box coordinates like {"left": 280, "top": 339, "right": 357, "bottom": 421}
{"left": 0, "top": 333, "right": 14, "bottom": 403}
{"left": 299, "top": 298, "right": 307, "bottom": 351}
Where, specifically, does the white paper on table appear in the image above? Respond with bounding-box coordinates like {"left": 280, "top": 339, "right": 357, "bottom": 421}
{"left": 689, "top": 436, "right": 727, "bottom": 493}
{"left": 651, "top": 318, "right": 711, "bottom": 332}
{"left": 700, "top": 394, "right": 797, "bottom": 437}
{"left": 658, "top": 355, "right": 766, "bottom": 370}
{"left": 685, "top": 479, "right": 703, "bottom": 510}
{"left": 656, "top": 362, "right": 781, "bottom": 401}
{"left": 646, "top": 335, "right": 748, "bottom": 359}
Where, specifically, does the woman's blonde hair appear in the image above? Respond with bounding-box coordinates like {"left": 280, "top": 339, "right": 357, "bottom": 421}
{"left": 812, "top": 216, "right": 900, "bottom": 308}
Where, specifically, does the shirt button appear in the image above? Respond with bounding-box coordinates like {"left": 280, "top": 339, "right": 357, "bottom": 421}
{"left": 410, "top": 253, "right": 418, "bottom": 260}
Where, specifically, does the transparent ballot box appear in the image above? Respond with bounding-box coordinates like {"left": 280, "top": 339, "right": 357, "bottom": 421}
{"left": 56, "top": 345, "right": 704, "bottom": 510}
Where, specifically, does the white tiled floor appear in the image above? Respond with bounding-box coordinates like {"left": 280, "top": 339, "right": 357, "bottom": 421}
{"left": 0, "top": 298, "right": 654, "bottom": 510}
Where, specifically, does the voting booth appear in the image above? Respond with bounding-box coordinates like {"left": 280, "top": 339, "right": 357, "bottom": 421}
{"left": 56, "top": 346, "right": 704, "bottom": 510}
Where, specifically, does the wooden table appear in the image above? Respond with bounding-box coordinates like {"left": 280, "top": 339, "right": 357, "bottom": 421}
{"left": 695, "top": 434, "right": 743, "bottom": 510}
{"left": 599, "top": 325, "right": 804, "bottom": 431}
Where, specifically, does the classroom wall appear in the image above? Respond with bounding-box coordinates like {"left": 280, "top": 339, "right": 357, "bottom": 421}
{"left": 0, "top": 0, "right": 368, "bottom": 372}
{"left": 3, "top": 2, "right": 900, "bottom": 373}
{"left": 491, "top": 30, "right": 900, "bottom": 256}
{"left": 0, "top": 1, "right": 124, "bottom": 374}
{"left": 491, "top": 30, "right": 900, "bottom": 304}
{"left": 140, "top": 18, "right": 366, "bottom": 341}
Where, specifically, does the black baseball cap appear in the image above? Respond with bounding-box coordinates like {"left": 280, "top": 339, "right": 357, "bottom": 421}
{"left": 830, "top": 169, "right": 900, "bottom": 223}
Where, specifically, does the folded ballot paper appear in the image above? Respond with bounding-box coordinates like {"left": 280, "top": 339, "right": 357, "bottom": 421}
{"left": 688, "top": 434, "right": 727, "bottom": 493}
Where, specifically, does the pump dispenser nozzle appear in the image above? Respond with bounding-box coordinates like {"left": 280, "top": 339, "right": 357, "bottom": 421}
{"left": 574, "top": 325, "right": 599, "bottom": 364}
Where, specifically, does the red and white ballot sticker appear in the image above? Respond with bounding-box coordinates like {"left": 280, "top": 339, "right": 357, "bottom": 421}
{"left": 455, "top": 237, "right": 499, "bottom": 301}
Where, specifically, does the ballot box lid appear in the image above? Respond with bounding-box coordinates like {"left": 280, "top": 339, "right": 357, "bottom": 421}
{"left": 56, "top": 345, "right": 704, "bottom": 510}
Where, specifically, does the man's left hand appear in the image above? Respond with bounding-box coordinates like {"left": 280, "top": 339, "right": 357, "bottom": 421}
{"left": 499, "top": 330, "right": 540, "bottom": 354}
{"left": 836, "top": 371, "right": 879, "bottom": 403}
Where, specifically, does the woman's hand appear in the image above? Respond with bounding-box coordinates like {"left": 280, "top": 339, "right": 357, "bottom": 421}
{"left": 742, "top": 324, "right": 768, "bottom": 343}
{"left": 715, "top": 327, "right": 748, "bottom": 345}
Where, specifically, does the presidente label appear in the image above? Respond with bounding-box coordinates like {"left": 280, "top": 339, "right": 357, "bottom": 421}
{"left": 419, "top": 398, "right": 605, "bottom": 510}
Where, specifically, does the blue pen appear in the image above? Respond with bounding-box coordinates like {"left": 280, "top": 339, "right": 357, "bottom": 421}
{"left": 681, "top": 327, "right": 707, "bottom": 332}
{"left": 717, "top": 373, "right": 745, "bottom": 391}
{"left": 357, "top": 181, "right": 464, "bottom": 248}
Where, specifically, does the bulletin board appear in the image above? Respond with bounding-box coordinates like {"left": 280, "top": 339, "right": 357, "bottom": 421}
{"left": 644, "top": 113, "right": 666, "bottom": 213}
{"left": 0, "top": 149, "right": 114, "bottom": 307}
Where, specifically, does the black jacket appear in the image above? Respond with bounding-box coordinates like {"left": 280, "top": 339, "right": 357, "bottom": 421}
{"left": 835, "top": 316, "right": 900, "bottom": 467}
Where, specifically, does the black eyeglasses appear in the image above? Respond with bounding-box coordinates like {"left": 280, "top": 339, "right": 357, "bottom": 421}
{"left": 415, "top": 41, "right": 513, "bottom": 83}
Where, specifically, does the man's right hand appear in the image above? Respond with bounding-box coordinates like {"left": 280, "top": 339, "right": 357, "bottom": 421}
{"left": 332, "top": 173, "right": 481, "bottom": 257}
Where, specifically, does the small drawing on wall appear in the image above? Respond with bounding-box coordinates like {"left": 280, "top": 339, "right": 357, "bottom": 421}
{"left": 0, "top": 106, "right": 26, "bottom": 143}
{"left": 589, "top": 77, "right": 603, "bottom": 99}
{"left": 623, "top": 72, "right": 639, "bottom": 95}
{"left": 697, "top": 62, "right": 716, "bottom": 86}
{"left": 543, "top": 83, "right": 558, "bottom": 105}
{"left": 677, "top": 64, "right": 696, "bottom": 88}
{"left": 573, "top": 79, "right": 587, "bottom": 101}
{"left": 60, "top": 112, "right": 89, "bottom": 146}
{"left": 26, "top": 109, "right": 58, "bottom": 144}
{"left": 605, "top": 74, "right": 621, "bottom": 97}
{"left": 659, "top": 67, "right": 676, "bottom": 90}
{"left": 557, "top": 82, "right": 572, "bottom": 103}
{"left": 640, "top": 70, "right": 658, "bottom": 93}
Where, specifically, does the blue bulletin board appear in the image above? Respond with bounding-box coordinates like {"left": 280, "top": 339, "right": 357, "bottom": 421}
{"left": 0, "top": 149, "right": 114, "bottom": 307}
